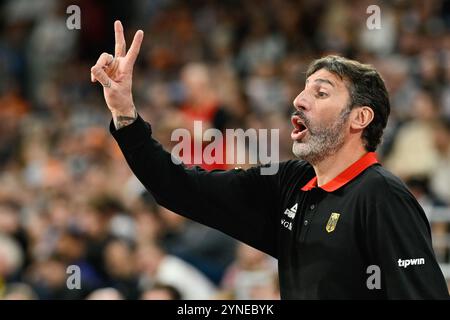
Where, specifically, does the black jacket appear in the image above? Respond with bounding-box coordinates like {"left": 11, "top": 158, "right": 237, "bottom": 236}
{"left": 111, "top": 115, "right": 449, "bottom": 299}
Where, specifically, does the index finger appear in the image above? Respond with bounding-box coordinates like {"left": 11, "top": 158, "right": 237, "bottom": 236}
{"left": 125, "top": 30, "right": 144, "bottom": 68}
{"left": 114, "top": 20, "right": 126, "bottom": 57}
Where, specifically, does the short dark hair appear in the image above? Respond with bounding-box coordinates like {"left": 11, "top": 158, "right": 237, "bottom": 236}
{"left": 306, "top": 55, "right": 390, "bottom": 152}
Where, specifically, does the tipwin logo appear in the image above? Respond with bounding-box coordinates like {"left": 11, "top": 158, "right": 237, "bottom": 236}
{"left": 398, "top": 258, "right": 425, "bottom": 268}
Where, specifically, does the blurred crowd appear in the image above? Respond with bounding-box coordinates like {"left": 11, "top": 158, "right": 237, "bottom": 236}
{"left": 0, "top": 0, "right": 450, "bottom": 299}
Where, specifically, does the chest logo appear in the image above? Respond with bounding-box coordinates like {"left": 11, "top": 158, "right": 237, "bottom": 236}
{"left": 283, "top": 203, "right": 297, "bottom": 219}
{"left": 326, "top": 212, "right": 340, "bottom": 233}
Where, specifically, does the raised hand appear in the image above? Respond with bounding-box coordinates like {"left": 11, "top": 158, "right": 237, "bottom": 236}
{"left": 91, "top": 21, "right": 144, "bottom": 126}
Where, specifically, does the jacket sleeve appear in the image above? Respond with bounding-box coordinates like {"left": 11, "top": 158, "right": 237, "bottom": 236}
{"left": 110, "top": 115, "right": 281, "bottom": 257}
{"left": 364, "top": 174, "right": 449, "bottom": 299}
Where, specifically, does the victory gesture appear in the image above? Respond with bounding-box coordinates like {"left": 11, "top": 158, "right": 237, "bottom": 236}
{"left": 91, "top": 21, "right": 144, "bottom": 128}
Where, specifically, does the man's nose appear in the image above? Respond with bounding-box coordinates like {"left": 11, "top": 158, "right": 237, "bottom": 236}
{"left": 293, "top": 91, "right": 310, "bottom": 111}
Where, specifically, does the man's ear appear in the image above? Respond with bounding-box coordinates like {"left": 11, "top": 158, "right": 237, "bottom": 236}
{"left": 350, "top": 106, "right": 374, "bottom": 130}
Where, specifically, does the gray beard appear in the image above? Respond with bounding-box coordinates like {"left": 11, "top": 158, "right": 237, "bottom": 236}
{"left": 292, "top": 108, "right": 351, "bottom": 165}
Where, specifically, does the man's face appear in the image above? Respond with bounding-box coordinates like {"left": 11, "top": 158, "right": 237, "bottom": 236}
{"left": 291, "top": 69, "right": 352, "bottom": 164}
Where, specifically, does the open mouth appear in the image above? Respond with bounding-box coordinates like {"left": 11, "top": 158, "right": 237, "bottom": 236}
{"left": 291, "top": 115, "right": 309, "bottom": 141}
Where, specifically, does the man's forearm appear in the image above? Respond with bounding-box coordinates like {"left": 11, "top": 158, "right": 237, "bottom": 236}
{"left": 112, "top": 107, "right": 138, "bottom": 129}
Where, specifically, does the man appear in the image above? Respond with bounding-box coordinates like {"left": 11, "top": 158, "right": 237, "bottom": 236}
{"left": 90, "top": 21, "right": 449, "bottom": 299}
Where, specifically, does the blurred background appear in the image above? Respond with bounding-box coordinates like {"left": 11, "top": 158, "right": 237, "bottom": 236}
{"left": 0, "top": 0, "right": 450, "bottom": 300}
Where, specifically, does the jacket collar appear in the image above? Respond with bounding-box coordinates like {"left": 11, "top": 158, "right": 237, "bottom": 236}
{"left": 301, "top": 152, "right": 379, "bottom": 192}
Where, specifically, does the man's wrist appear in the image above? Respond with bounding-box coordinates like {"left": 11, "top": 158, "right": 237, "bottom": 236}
{"left": 112, "top": 107, "right": 137, "bottom": 130}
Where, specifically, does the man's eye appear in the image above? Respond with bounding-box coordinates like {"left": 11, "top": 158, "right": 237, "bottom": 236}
{"left": 316, "top": 91, "right": 328, "bottom": 98}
